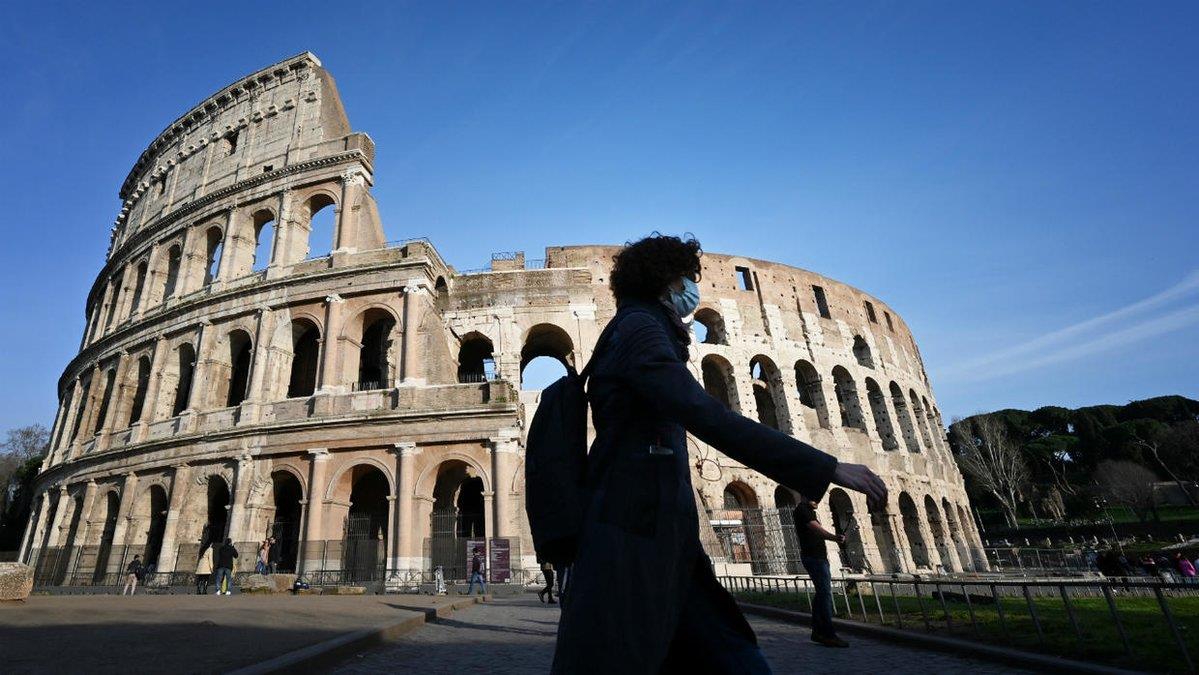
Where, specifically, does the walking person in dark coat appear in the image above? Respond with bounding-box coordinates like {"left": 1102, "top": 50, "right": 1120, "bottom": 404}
{"left": 551, "top": 235, "right": 887, "bottom": 674}
{"left": 267, "top": 536, "right": 281, "bottom": 574}
{"left": 539, "top": 560, "right": 557, "bottom": 604}
{"left": 794, "top": 498, "right": 848, "bottom": 647}
{"left": 214, "top": 538, "right": 239, "bottom": 595}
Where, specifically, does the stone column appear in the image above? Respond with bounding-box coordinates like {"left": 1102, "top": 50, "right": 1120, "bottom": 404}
{"left": 62, "top": 480, "right": 99, "bottom": 580}
{"left": 240, "top": 307, "right": 274, "bottom": 423}
{"left": 490, "top": 431, "right": 520, "bottom": 539}
{"left": 215, "top": 210, "right": 238, "bottom": 282}
{"left": 385, "top": 495, "right": 399, "bottom": 572}
{"left": 72, "top": 363, "right": 103, "bottom": 456}
{"left": 318, "top": 295, "right": 344, "bottom": 392}
{"left": 101, "top": 351, "right": 132, "bottom": 433}
{"left": 183, "top": 320, "right": 212, "bottom": 420}
{"left": 23, "top": 491, "right": 52, "bottom": 563}
{"left": 155, "top": 464, "right": 191, "bottom": 573}
{"left": 400, "top": 281, "right": 428, "bottom": 385}
{"left": 394, "top": 442, "right": 419, "bottom": 572}
{"left": 335, "top": 170, "right": 366, "bottom": 254}
{"left": 108, "top": 472, "right": 140, "bottom": 574}
{"left": 301, "top": 449, "right": 331, "bottom": 572}
{"left": 140, "top": 335, "right": 169, "bottom": 428}
{"left": 226, "top": 454, "right": 254, "bottom": 547}
{"left": 17, "top": 495, "right": 42, "bottom": 562}
{"left": 45, "top": 486, "right": 73, "bottom": 548}
{"left": 482, "top": 491, "right": 495, "bottom": 553}
{"left": 58, "top": 376, "right": 85, "bottom": 462}
{"left": 134, "top": 244, "right": 162, "bottom": 318}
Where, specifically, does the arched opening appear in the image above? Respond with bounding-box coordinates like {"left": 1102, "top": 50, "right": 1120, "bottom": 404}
{"left": 130, "top": 261, "right": 148, "bottom": 315}
{"left": 287, "top": 321, "right": 320, "bottom": 398}
{"left": 225, "top": 330, "right": 253, "bottom": 407}
{"left": 162, "top": 245, "right": 182, "bottom": 300}
{"left": 204, "top": 477, "right": 231, "bottom": 548}
{"left": 750, "top": 356, "right": 787, "bottom": 431}
{"left": 910, "top": 390, "right": 935, "bottom": 450}
{"left": 958, "top": 504, "right": 985, "bottom": 570}
{"left": 251, "top": 210, "right": 276, "bottom": 272}
{"left": 852, "top": 335, "right": 874, "bottom": 368}
{"left": 693, "top": 307, "right": 727, "bottom": 345}
{"left": 134, "top": 485, "right": 169, "bottom": 571}
{"left": 899, "top": 492, "right": 930, "bottom": 569}
{"left": 831, "top": 366, "right": 866, "bottom": 431}
{"left": 865, "top": 378, "right": 898, "bottom": 450}
{"left": 701, "top": 354, "right": 739, "bottom": 412}
{"left": 716, "top": 482, "right": 767, "bottom": 574}
{"left": 922, "top": 396, "right": 942, "bottom": 452}
{"left": 924, "top": 495, "right": 954, "bottom": 572}
{"left": 944, "top": 499, "right": 973, "bottom": 571}
{"left": 520, "top": 324, "right": 573, "bottom": 390}
{"left": 70, "top": 376, "right": 92, "bottom": 441}
{"left": 434, "top": 277, "right": 449, "bottom": 312}
{"left": 172, "top": 343, "right": 196, "bottom": 416}
{"left": 795, "top": 360, "right": 831, "bottom": 429}
{"left": 126, "top": 356, "right": 152, "bottom": 426}
{"left": 827, "top": 489, "right": 867, "bottom": 572}
{"left": 889, "top": 382, "right": 921, "bottom": 453}
{"left": 305, "top": 194, "right": 337, "bottom": 259}
{"left": 869, "top": 499, "right": 902, "bottom": 573}
{"left": 457, "top": 333, "right": 496, "bottom": 383}
{"left": 204, "top": 226, "right": 223, "bottom": 285}
{"left": 103, "top": 274, "right": 122, "bottom": 330}
{"left": 774, "top": 486, "right": 801, "bottom": 574}
{"left": 430, "top": 460, "right": 486, "bottom": 578}
{"left": 357, "top": 310, "right": 397, "bottom": 391}
{"left": 92, "top": 491, "right": 121, "bottom": 583}
{"left": 54, "top": 496, "right": 85, "bottom": 584}
{"left": 343, "top": 465, "right": 390, "bottom": 581}
{"left": 93, "top": 367, "right": 117, "bottom": 434}
{"left": 269, "top": 471, "right": 304, "bottom": 573}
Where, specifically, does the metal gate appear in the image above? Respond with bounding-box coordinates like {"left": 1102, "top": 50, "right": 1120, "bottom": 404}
{"left": 268, "top": 520, "right": 299, "bottom": 573}
{"left": 341, "top": 515, "right": 385, "bottom": 583}
{"left": 429, "top": 511, "right": 483, "bottom": 579}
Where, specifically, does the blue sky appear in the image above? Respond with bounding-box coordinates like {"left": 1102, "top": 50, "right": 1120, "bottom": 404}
{"left": 1, "top": 1, "right": 1196, "bottom": 432}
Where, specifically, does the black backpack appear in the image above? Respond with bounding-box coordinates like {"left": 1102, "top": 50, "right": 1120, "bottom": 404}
{"left": 524, "top": 311, "right": 632, "bottom": 566}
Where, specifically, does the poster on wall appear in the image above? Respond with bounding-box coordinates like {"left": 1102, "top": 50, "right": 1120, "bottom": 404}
{"left": 489, "top": 538, "right": 511, "bottom": 583}
{"left": 466, "top": 539, "right": 486, "bottom": 578}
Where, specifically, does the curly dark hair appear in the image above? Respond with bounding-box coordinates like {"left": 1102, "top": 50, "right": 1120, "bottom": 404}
{"left": 609, "top": 233, "right": 702, "bottom": 302}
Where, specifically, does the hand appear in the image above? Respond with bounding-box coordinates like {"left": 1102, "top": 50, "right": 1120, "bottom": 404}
{"left": 831, "top": 462, "right": 887, "bottom": 510}
{"left": 836, "top": 534, "right": 847, "bottom": 545}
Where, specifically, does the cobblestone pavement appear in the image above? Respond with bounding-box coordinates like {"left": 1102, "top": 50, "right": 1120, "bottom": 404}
{"left": 331, "top": 596, "right": 1034, "bottom": 674}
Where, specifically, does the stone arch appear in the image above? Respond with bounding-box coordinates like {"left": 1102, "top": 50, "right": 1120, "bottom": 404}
{"left": 92, "top": 366, "right": 118, "bottom": 435}
{"left": 434, "top": 276, "right": 449, "bottom": 312}
{"left": 91, "top": 490, "right": 122, "bottom": 583}
{"left": 831, "top": 366, "right": 866, "bottom": 431}
{"left": 428, "top": 458, "right": 490, "bottom": 574}
{"left": 203, "top": 224, "right": 224, "bottom": 285}
{"left": 720, "top": 481, "right": 766, "bottom": 574}
{"left": 170, "top": 342, "right": 196, "bottom": 417}
{"left": 864, "top": 378, "right": 898, "bottom": 450}
{"left": 750, "top": 355, "right": 789, "bottom": 432}
{"left": 957, "top": 503, "right": 985, "bottom": 570}
{"left": 868, "top": 498, "right": 902, "bottom": 573}
{"left": 774, "top": 485, "right": 797, "bottom": 509}
{"left": 889, "top": 381, "right": 921, "bottom": 453}
{"left": 794, "top": 360, "right": 830, "bottom": 429}
{"left": 102, "top": 271, "right": 123, "bottom": 331}
{"left": 701, "top": 354, "right": 740, "bottom": 412}
{"left": 898, "top": 492, "right": 930, "bottom": 569}
{"left": 325, "top": 458, "right": 397, "bottom": 503}
{"left": 924, "top": 494, "right": 954, "bottom": 572}
{"left": 852, "top": 335, "right": 874, "bottom": 368}
{"left": 269, "top": 469, "right": 305, "bottom": 572}
{"left": 124, "top": 355, "right": 152, "bottom": 427}
{"left": 160, "top": 243, "right": 183, "bottom": 302}
{"left": 922, "top": 396, "right": 943, "bottom": 452}
{"left": 287, "top": 318, "right": 321, "bottom": 398}
{"left": 693, "top": 307, "right": 727, "bottom": 345}
{"left": 129, "top": 483, "right": 169, "bottom": 569}
{"left": 909, "top": 389, "right": 935, "bottom": 450}
{"left": 520, "top": 323, "right": 574, "bottom": 389}
{"left": 212, "top": 329, "right": 254, "bottom": 408}
{"left": 129, "top": 259, "right": 149, "bottom": 316}
{"left": 828, "top": 488, "right": 867, "bottom": 572}
{"left": 303, "top": 192, "right": 338, "bottom": 260}
{"left": 345, "top": 306, "right": 400, "bottom": 391}
{"left": 69, "top": 374, "right": 93, "bottom": 442}
{"left": 414, "top": 451, "right": 492, "bottom": 499}
{"left": 203, "top": 474, "right": 232, "bottom": 546}
{"left": 943, "top": 498, "right": 973, "bottom": 570}
{"left": 250, "top": 208, "right": 277, "bottom": 272}
{"left": 457, "top": 332, "right": 495, "bottom": 383}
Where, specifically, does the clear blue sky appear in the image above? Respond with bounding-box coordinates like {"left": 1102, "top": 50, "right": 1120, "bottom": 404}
{"left": 1, "top": 1, "right": 1196, "bottom": 432}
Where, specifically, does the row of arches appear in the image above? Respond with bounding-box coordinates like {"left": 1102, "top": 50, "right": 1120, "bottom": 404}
{"left": 700, "top": 353, "right": 947, "bottom": 454}
{"left": 694, "top": 308, "right": 882, "bottom": 372}
{"left": 86, "top": 193, "right": 339, "bottom": 345}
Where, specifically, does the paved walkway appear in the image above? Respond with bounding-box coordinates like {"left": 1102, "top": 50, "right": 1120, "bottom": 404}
{"left": 332, "top": 596, "right": 1033, "bottom": 674}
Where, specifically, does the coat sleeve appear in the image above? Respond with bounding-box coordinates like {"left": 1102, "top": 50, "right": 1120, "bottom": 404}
{"left": 611, "top": 311, "right": 839, "bottom": 502}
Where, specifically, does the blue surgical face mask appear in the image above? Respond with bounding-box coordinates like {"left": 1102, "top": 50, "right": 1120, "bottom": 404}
{"left": 669, "top": 276, "right": 700, "bottom": 318}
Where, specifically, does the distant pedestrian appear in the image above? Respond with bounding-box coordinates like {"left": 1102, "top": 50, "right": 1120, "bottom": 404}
{"left": 123, "top": 555, "right": 145, "bottom": 596}
{"left": 256, "top": 539, "right": 270, "bottom": 574}
{"left": 1174, "top": 553, "right": 1195, "bottom": 581}
{"left": 195, "top": 544, "right": 213, "bottom": 595}
{"left": 538, "top": 561, "right": 556, "bottom": 604}
{"left": 215, "top": 538, "right": 239, "bottom": 595}
{"left": 267, "top": 537, "right": 281, "bottom": 574}
{"left": 794, "top": 498, "right": 848, "bottom": 648}
{"left": 466, "top": 546, "right": 487, "bottom": 595}
{"left": 434, "top": 565, "right": 447, "bottom": 595}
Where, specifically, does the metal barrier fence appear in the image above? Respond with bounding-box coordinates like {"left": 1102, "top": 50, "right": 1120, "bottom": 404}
{"left": 984, "top": 547, "right": 1092, "bottom": 575}
{"left": 720, "top": 573, "right": 1199, "bottom": 672}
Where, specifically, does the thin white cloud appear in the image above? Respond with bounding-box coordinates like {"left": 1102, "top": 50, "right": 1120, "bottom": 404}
{"left": 940, "top": 271, "right": 1199, "bottom": 383}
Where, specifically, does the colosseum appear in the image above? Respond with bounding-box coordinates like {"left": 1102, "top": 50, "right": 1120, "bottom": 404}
{"left": 20, "top": 53, "right": 985, "bottom": 588}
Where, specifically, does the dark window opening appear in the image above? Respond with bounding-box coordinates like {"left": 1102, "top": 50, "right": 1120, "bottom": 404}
{"left": 884, "top": 311, "right": 894, "bottom": 331}
{"left": 226, "top": 332, "right": 253, "bottom": 407}
{"left": 127, "top": 357, "right": 151, "bottom": 426}
{"left": 865, "top": 301, "right": 877, "bottom": 323}
{"left": 288, "top": 323, "right": 320, "bottom": 398}
{"left": 263, "top": 165, "right": 274, "bottom": 173}
{"left": 813, "top": 285, "right": 831, "bottom": 319}
{"left": 173, "top": 344, "right": 195, "bottom": 416}
{"left": 223, "top": 131, "right": 239, "bottom": 156}
{"left": 358, "top": 314, "right": 396, "bottom": 390}
{"left": 735, "top": 266, "right": 754, "bottom": 291}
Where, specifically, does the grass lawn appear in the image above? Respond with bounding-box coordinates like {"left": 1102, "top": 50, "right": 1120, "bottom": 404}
{"left": 735, "top": 586, "right": 1199, "bottom": 673}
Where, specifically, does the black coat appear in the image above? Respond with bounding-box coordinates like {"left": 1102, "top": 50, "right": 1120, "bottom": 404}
{"left": 216, "top": 543, "right": 239, "bottom": 570}
{"left": 551, "top": 300, "right": 838, "bottom": 673}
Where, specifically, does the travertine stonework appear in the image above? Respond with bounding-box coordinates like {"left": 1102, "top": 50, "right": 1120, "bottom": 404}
{"left": 22, "top": 53, "right": 985, "bottom": 582}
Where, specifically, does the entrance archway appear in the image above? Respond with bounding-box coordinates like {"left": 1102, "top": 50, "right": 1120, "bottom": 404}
{"left": 869, "top": 499, "right": 902, "bottom": 573}
{"left": 204, "top": 477, "right": 231, "bottom": 548}
{"left": 343, "top": 465, "right": 390, "bottom": 581}
{"left": 828, "top": 488, "right": 867, "bottom": 572}
{"left": 899, "top": 492, "right": 930, "bottom": 569}
{"left": 430, "top": 460, "right": 486, "bottom": 578}
{"left": 92, "top": 491, "right": 121, "bottom": 583}
{"left": 270, "top": 471, "right": 304, "bottom": 572}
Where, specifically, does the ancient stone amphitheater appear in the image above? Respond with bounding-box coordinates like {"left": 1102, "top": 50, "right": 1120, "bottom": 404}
{"left": 20, "top": 53, "right": 984, "bottom": 587}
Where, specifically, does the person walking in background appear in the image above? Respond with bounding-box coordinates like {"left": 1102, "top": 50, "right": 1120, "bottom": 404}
{"left": 466, "top": 546, "right": 487, "bottom": 595}
{"left": 214, "top": 538, "right": 239, "bottom": 595}
{"left": 267, "top": 536, "right": 281, "bottom": 574}
{"left": 538, "top": 560, "right": 556, "bottom": 604}
{"left": 793, "top": 498, "right": 848, "bottom": 648}
{"left": 122, "top": 555, "right": 144, "bottom": 596}
{"left": 195, "top": 543, "right": 213, "bottom": 595}
{"left": 1175, "top": 552, "right": 1195, "bottom": 582}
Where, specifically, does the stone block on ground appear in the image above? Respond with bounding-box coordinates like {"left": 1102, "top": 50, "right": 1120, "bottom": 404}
{"left": 268, "top": 573, "right": 297, "bottom": 593}
{"left": 0, "top": 563, "right": 34, "bottom": 601}
{"left": 240, "top": 574, "right": 272, "bottom": 594}
{"left": 322, "top": 585, "right": 366, "bottom": 595}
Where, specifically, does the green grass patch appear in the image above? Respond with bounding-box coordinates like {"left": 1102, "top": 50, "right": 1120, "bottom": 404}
{"left": 736, "top": 586, "right": 1199, "bottom": 673}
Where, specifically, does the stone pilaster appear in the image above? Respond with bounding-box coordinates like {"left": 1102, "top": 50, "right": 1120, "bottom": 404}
{"left": 301, "top": 449, "right": 331, "bottom": 573}
{"left": 155, "top": 464, "right": 191, "bottom": 573}
{"left": 107, "top": 472, "right": 139, "bottom": 574}
{"left": 393, "top": 442, "right": 419, "bottom": 572}
{"left": 317, "top": 295, "right": 344, "bottom": 392}
{"left": 400, "top": 281, "right": 429, "bottom": 385}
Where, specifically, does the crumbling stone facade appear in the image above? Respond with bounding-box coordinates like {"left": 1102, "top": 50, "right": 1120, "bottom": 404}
{"left": 21, "top": 53, "right": 985, "bottom": 584}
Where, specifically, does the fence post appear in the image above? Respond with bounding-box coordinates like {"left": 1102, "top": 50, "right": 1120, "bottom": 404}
{"left": 889, "top": 582, "right": 904, "bottom": 630}
{"left": 1100, "top": 583, "right": 1132, "bottom": 658}
{"left": 991, "top": 584, "right": 1008, "bottom": 641}
{"left": 914, "top": 581, "right": 932, "bottom": 632}
{"left": 1022, "top": 585, "right": 1044, "bottom": 645}
{"left": 871, "top": 581, "right": 885, "bottom": 625}
{"left": 1058, "top": 584, "right": 1082, "bottom": 643}
{"left": 935, "top": 582, "right": 952, "bottom": 630}
{"left": 1153, "top": 584, "right": 1194, "bottom": 672}
{"left": 961, "top": 583, "right": 978, "bottom": 637}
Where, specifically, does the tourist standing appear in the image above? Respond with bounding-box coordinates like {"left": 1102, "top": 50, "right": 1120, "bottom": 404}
{"left": 434, "top": 565, "right": 447, "bottom": 595}
{"left": 538, "top": 560, "right": 556, "bottom": 604}
{"left": 122, "top": 555, "right": 144, "bottom": 596}
{"left": 195, "top": 544, "right": 213, "bottom": 595}
{"left": 267, "top": 537, "right": 281, "bottom": 574}
{"left": 215, "top": 538, "right": 239, "bottom": 595}
{"left": 794, "top": 498, "right": 848, "bottom": 647}
{"left": 256, "top": 540, "right": 270, "bottom": 574}
{"left": 1174, "top": 552, "right": 1195, "bottom": 582}
{"left": 549, "top": 235, "right": 886, "bottom": 674}
{"left": 466, "top": 547, "right": 487, "bottom": 595}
